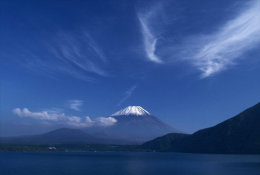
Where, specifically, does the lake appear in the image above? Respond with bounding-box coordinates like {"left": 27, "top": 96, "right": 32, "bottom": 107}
{"left": 1, "top": 152, "right": 260, "bottom": 175}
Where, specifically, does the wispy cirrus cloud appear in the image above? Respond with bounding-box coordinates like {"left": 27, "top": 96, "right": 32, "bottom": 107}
{"left": 117, "top": 85, "right": 137, "bottom": 106}
{"left": 50, "top": 31, "right": 108, "bottom": 77}
{"left": 83, "top": 32, "right": 107, "bottom": 62}
{"left": 12, "top": 108, "right": 117, "bottom": 127}
{"left": 138, "top": 0, "right": 260, "bottom": 78}
{"left": 68, "top": 100, "right": 83, "bottom": 111}
{"left": 190, "top": 0, "right": 260, "bottom": 78}
{"left": 138, "top": 8, "right": 163, "bottom": 63}
{"left": 16, "top": 30, "right": 108, "bottom": 81}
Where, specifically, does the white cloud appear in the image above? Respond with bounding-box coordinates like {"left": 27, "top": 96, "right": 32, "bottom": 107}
{"left": 66, "top": 116, "right": 94, "bottom": 127}
{"left": 191, "top": 0, "right": 260, "bottom": 78}
{"left": 13, "top": 108, "right": 62, "bottom": 121}
{"left": 12, "top": 108, "right": 117, "bottom": 128}
{"left": 68, "top": 100, "right": 83, "bottom": 111}
{"left": 67, "top": 116, "right": 82, "bottom": 123}
{"left": 96, "top": 117, "right": 117, "bottom": 126}
{"left": 117, "top": 85, "right": 137, "bottom": 106}
{"left": 138, "top": 9, "right": 163, "bottom": 63}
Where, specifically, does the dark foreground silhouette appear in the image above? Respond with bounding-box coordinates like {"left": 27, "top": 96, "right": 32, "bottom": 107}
{"left": 141, "top": 102, "right": 260, "bottom": 154}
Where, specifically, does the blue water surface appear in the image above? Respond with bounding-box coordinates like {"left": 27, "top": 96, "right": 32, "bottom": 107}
{"left": 1, "top": 152, "right": 260, "bottom": 175}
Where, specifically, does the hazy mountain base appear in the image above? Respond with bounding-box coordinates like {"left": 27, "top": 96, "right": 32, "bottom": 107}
{"left": 1, "top": 103, "right": 259, "bottom": 154}
{"left": 0, "top": 113, "right": 178, "bottom": 145}
{"left": 0, "top": 128, "right": 140, "bottom": 145}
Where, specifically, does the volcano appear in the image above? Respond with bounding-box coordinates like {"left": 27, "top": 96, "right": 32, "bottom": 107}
{"left": 86, "top": 106, "right": 179, "bottom": 144}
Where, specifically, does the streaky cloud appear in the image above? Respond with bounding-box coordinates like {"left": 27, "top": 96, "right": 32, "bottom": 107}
{"left": 189, "top": 0, "right": 260, "bottom": 78}
{"left": 19, "top": 31, "right": 108, "bottom": 81}
{"left": 139, "top": 1, "right": 260, "bottom": 78}
{"left": 138, "top": 9, "right": 163, "bottom": 63}
{"left": 83, "top": 32, "right": 107, "bottom": 62}
{"left": 117, "top": 85, "right": 137, "bottom": 106}
{"left": 52, "top": 32, "right": 108, "bottom": 77}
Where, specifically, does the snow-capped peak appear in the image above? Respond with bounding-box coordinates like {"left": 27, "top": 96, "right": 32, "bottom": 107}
{"left": 111, "top": 106, "right": 150, "bottom": 116}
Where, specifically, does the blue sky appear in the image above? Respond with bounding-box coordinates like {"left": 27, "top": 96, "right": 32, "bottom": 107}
{"left": 0, "top": 0, "right": 260, "bottom": 136}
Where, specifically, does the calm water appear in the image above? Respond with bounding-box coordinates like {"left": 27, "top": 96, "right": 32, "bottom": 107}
{"left": 0, "top": 152, "right": 260, "bottom": 175}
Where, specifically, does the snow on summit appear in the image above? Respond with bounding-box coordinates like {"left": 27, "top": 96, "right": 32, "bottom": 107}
{"left": 111, "top": 106, "right": 150, "bottom": 116}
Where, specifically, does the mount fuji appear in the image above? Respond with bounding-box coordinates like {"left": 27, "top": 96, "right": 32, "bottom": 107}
{"left": 0, "top": 106, "right": 179, "bottom": 145}
{"left": 85, "top": 106, "right": 179, "bottom": 144}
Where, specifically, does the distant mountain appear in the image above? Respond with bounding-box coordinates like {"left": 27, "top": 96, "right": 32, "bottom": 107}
{"left": 86, "top": 106, "right": 179, "bottom": 144}
{"left": 0, "top": 128, "right": 97, "bottom": 144}
{"left": 141, "top": 102, "right": 260, "bottom": 154}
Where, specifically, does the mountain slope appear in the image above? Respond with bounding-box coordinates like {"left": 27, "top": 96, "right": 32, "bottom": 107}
{"left": 87, "top": 106, "right": 179, "bottom": 144}
{"left": 142, "top": 102, "right": 260, "bottom": 154}
{"left": 140, "top": 133, "right": 189, "bottom": 151}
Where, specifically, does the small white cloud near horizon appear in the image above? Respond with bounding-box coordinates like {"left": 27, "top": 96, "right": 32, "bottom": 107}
{"left": 68, "top": 100, "right": 83, "bottom": 111}
{"left": 66, "top": 116, "right": 94, "bottom": 127}
{"left": 96, "top": 117, "right": 117, "bottom": 126}
{"left": 138, "top": 8, "right": 163, "bottom": 63}
{"left": 12, "top": 108, "right": 117, "bottom": 128}
{"left": 13, "top": 108, "right": 62, "bottom": 121}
